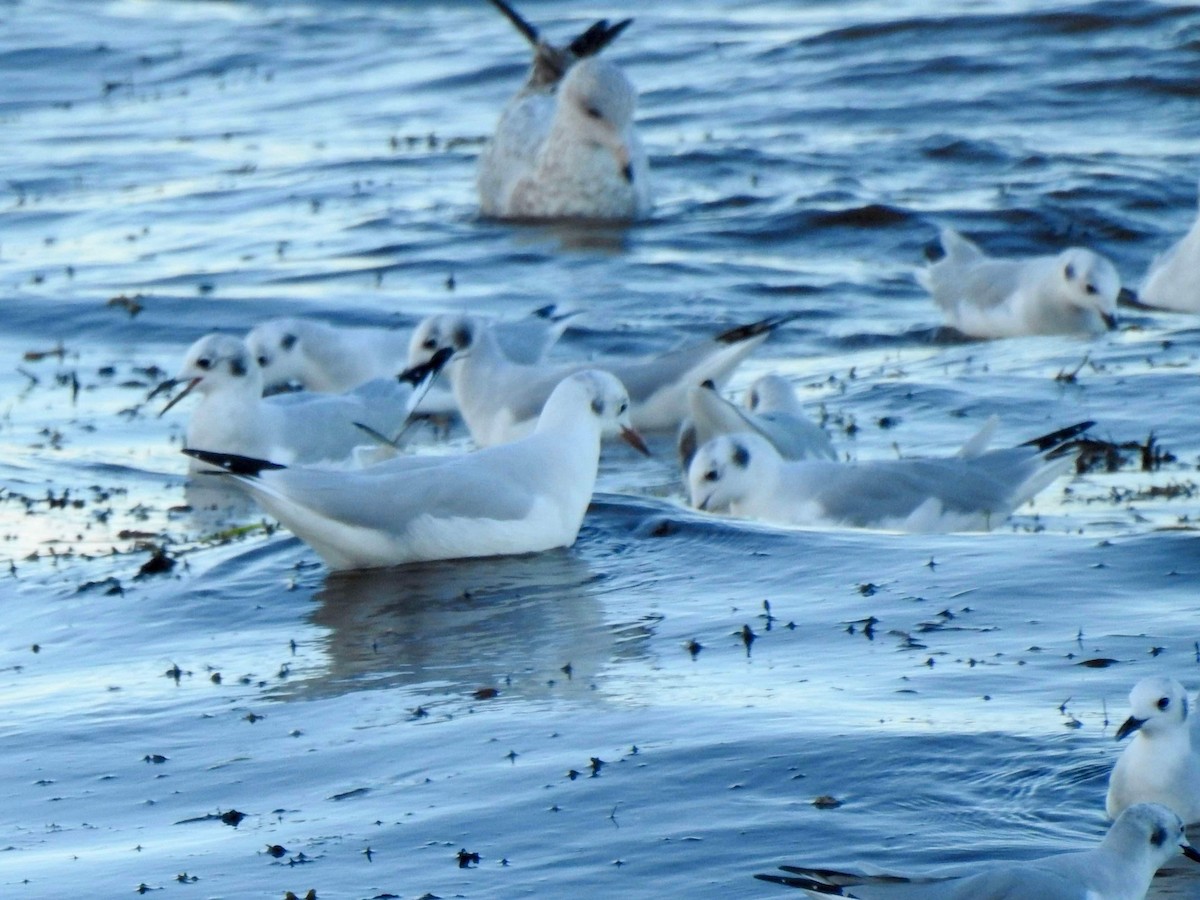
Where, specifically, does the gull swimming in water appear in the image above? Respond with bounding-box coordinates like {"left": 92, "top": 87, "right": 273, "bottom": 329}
{"left": 408, "top": 313, "right": 790, "bottom": 447}
{"left": 476, "top": 0, "right": 651, "bottom": 221}
{"left": 159, "top": 334, "right": 448, "bottom": 472}
{"left": 183, "top": 370, "right": 648, "bottom": 571}
{"left": 917, "top": 228, "right": 1121, "bottom": 338}
{"left": 1106, "top": 676, "right": 1200, "bottom": 826}
{"left": 687, "top": 417, "right": 1089, "bottom": 532}
{"left": 677, "top": 375, "right": 836, "bottom": 474}
{"left": 1138, "top": 181, "right": 1200, "bottom": 312}
{"left": 247, "top": 304, "right": 577, "bottom": 407}
{"left": 755, "top": 802, "right": 1200, "bottom": 899}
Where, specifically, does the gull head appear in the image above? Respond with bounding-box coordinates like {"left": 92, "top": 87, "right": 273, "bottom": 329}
{"left": 745, "top": 374, "right": 801, "bottom": 415}
{"left": 160, "top": 333, "right": 260, "bottom": 415}
{"left": 561, "top": 57, "right": 638, "bottom": 183}
{"left": 687, "top": 433, "right": 772, "bottom": 512}
{"left": 543, "top": 369, "right": 648, "bottom": 455}
{"left": 245, "top": 318, "right": 307, "bottom": 388}
{"left": 1104, "top": 803, "right": 1200, "bottom": 867}
{"left": 408, "top": 313, "right": 477, "bottom": 368}
{"left": 1056, "top": 247, "right": 1121, "bottom": 330}
{"left": 1117, "top": 676, "right": 1192, "bottom": 741}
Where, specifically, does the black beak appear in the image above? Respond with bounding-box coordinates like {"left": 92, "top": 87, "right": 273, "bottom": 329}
{"left": 398, "top": 347, "right": 453, "bottom": 386}
{"left": 1115, "top": 715, "right": 1145, "bottom": 741}
{"left": 1184, "top": 843, "right": 1200, "bottom": 864}
{"left": 1102, "top": 312, "right": 1118, "bottom": 331}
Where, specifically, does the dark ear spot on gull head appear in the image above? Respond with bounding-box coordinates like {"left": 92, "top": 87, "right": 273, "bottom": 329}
{"left": 1151, "top": 825, "right": 1168, "bottom": 848}
{"left": 591, "top": 397, "right": 605, "bottom": 416}
{"left": 453, "top": 322, "right": 474, "bottom": 350}
{"left": 732, "top": 442, "right": 750, "bottom": 469}
{"left": 1064, "top": 262, "right": 1076, "bottom": 281}
{"left": 230, "top": 355, "right": 248, "bottom": 378}
{"left": 281, "top": 333, "right": 297, "bottom": 351}
{"left": 621, "top": 162, "right": 634, "bottom": 183}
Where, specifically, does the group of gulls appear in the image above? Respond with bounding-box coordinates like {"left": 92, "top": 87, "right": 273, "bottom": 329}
{"left": 152, "top": 1, "right": 1200, "bottom": 896}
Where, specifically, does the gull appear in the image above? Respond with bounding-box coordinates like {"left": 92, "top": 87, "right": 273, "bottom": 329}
{"left": 476, "top": 0, "right": 651, "bottom": 221}
{"left": 247, "top": 303, "right": 576, "bottom": 398}
{"left": 159, "top": 334, "right": 449, "bottom": 472}
{"left": 1139, "top": 181, "right": 1200, "bottom": 312}
{"left": 1106, "top": 676, "right": 1200, "bottom": 825}
{"left": 687, "top": 417, "right": 1089, "bottom": 532}
{"left": 677, "top": 375, "right": 836, "bottom": 474}
{"left": 917, "top": 228, "right": 1121, "bottom": 338}
{"left": 182, "top": 370, "right": 649, "bottom": 571}
{"left": 407, "top": 313, "right": 790, "bottom": 447}
{"left": 755, "top": 802, "right": 1200, "bottom": 899}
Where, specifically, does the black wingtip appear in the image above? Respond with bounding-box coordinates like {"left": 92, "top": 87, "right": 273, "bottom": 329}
{"left": 486, "top": 0, "right": 540, "bottom": 45}
{"left": 1021, "top": 421, "right": 1094, "bottom": 452}
{"left": 182, "top": 448, "right": 286, "bottom": 476}
{"left": 714, "top": 313, "right": 800, "bottom": 345}
{"left": 398, "top": 346, "right": 454, "bottom": 386}
{"left": 753, "top": 872, "right": 845, "bottom": 894}
{"left": 567, "top": 17, "right": 633, "bottom": 58}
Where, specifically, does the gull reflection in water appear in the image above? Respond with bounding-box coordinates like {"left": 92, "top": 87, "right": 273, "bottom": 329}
{"left": 275, "top": 547, "right": 654, "bottom": 704}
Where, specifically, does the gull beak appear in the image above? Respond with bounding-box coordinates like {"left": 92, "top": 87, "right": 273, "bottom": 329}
{"left": 1115, "top": 715, "right": 1145, "bottom": 741}
{"left": 158, "top": 377, "right": 202, "bottom": 417}
{"left": 1184, "top": 842, "right": 1200, "bottom": 864}
{"left": 617, "top": 147, "right": 634, "bottom": 183}
{"left": 620, "top": 425, "right": 650, "bottom": 457}
{"left": 696, "top": 493, "right": 711, "bottom": 512}
{"left": 1102, "top": 311, "right": 1118, "bottom": 331}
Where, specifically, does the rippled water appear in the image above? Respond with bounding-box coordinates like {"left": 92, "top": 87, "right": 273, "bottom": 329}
{"left": 3, "top": 0, "right": 1200, "bottom": 896}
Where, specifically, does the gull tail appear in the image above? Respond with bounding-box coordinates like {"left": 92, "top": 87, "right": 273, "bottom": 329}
{"left": 567, "top": 18, "right": 633, "bottom": 59}
{"left": 714, "top": 314, "right": 799, "bottom": 345}
{"left": 183, "top": 449, "right": 286, "bottom": 477}
{"left": 1020, "top": 420, "right": 1094, "bottom": 453}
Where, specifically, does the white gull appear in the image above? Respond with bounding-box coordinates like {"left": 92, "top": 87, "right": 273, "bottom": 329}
{"left": 476, "top": 0, "right": 651, "bottom": 221}
{"left": 1106, "top": 676, "right": 1200, "bottom": 826}
{"left": 687, "top": 417, "right": 1088, "bottom": 532}
{"left": 917, "top": 227, "right": 1121, "bottom": 338}
{"left": 182, "top": 370, "right": 648, "bottom": 571}
{"left": 408, "top": 313, "right": 789, "bottom": 447}
{"left": 755, "top": 802, "right": 1200, "bottom": 900}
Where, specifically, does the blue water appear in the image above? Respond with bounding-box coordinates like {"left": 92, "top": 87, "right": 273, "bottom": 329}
{"left": 2, "top": 0, "right": 1200, "bottom": 897}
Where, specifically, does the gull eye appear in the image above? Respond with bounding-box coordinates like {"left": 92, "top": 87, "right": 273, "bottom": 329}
{"left": 703, "top": 469, "right": 719, "bottom": 482}
{"left": 1157, "top": 696, "right": 1170, "bottom": 711}
{"left": 257, "top": 354, "right": 270, "bottom": 367}
{"left": 585, "top": 106, "right": 603, "bottom": 120}
{"left": 1084, "top": 283, "right": 1098, "bottom": 295}
{"left": 422, "top": 337, "right": 438, "bottom": 350}
{"left": 196, "top": 357, "right": 212, "bottom": 371}
{"left": 618, "top": 401, "right": 628, "bottom": 414}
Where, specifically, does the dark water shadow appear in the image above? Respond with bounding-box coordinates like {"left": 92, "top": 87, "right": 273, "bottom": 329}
{"left": 273, "top": 547, "right": 645, "bottom": 703}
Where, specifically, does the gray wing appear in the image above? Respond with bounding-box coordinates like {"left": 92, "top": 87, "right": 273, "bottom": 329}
{"left": 805, "top": 453, "right": 1038, "bottom": 526}
{"left": 269, "top": 380, "right": 414, "bottom": 463}
{"left": 250, "top": 453, "right": 535, "bottom": 534}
